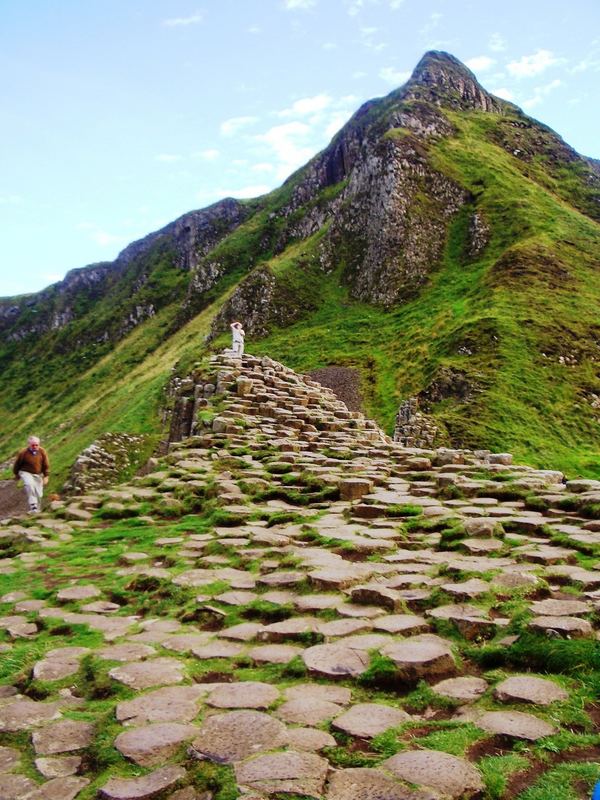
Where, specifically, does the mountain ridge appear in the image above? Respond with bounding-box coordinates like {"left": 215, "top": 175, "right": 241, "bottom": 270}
{"left": 0, "top": 51, "right": 599, "bottom": 486}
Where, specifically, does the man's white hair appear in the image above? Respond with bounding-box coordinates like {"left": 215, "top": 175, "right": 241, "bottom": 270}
{"left": 28, "top": 436, "right": 40, "bottom": 445}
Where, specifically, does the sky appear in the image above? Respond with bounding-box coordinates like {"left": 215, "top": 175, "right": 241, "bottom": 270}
{"left": 1, "top": 0, "right": 599, "bottom": 297}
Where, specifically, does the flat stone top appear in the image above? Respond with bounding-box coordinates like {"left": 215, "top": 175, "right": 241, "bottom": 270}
{"left": 326, "top": 767, "right": 438, "bottom": 800}
{"left": 190, "top": 710, "right": 288, "bottom": 764}
{"left": 494, "top": 675, "right": 568, "bottom": 706}
{"left": 56, "top": 584, "right": 102, "bottom": 601}
{"left": 234, "top": 750, "right": 329, "bottom": 797}
{"left": 284, "top": 683, "right": 352, "bottom": 705}
{"left": 432, "top": 676, "right": 488, "bottom": 703}
{"left": 382, "top": 638, "right": 453, "bottom": 665}
{"left": 302, "top": 643, "right": 370, "bottom": 678}
{"left": 98, "top": 765, "right": 186, "bottom": 799}
{"left": 477, "top": 710, "right": 556, "bottom": 740}
{"left": 333, "top": 703, "right": 411, "bottom": 738}
{"left": 275, "top": 697, "right": 343, "bottom": 726}
{"left": 115, "top": 686, "right": 207, "bottom": 725}
{"left": 529, "top": 598, "right": 590, "bottom": 616}
{"left": 206, "top": 681, "right": 280, "bottom": 709}
{"left": 383, "top": 749, "right": 484, "bottom": 798}
{"left": 109, "top": 658, "right": 185, "bottom": 690}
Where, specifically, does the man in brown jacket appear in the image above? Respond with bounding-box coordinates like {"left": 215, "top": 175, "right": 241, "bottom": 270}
{"left": 13, "top": 436, "right": 50, "bottom": 513}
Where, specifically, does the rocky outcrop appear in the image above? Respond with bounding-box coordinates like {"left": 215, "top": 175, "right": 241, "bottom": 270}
{"left": 393, "top": 396, "right": 440, "bottom": 448}
{"left": 63, "top": 433, "right": 151, "bottom": 495}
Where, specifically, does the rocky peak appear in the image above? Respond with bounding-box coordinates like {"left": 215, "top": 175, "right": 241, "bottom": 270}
{"left": 404, "top": 50, "right": 502, "bottom": 112}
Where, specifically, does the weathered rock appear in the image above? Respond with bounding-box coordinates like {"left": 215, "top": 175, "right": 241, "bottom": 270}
{"left": 302, "top": 643, "right": 370, "bottom": 678}
{"left": 383, "top": 749, "right": 484, "bottom": 799}
{"left": 529, "top": 615, "right": 594, "bottom": 638}
{"left": 116, "top": 686, "right": 206, "bottom": 725}
{"left": 285, "top": 684, "right": 352, "bottom": 705}
{"left": 32, "top": 719, "right": 94, "bottom": 755}
{"left": 529, "top": 599, "right": 590, "bottom": 616}
{"left": 0, "top": 699, "right": 62, "bottom": 732}
{"left": 189, "top": 710, "right": 287, "bottom": 764}
{"left": 206, "top": 681, "right": 279, "bottom": 710}
{"left": 234, "top": 750, "right": 329, "bottom": 798}
{"left": 326, "top": 767, "right": 438, "bottom": 800}
{"left": 494, "top": 675, "right": 568, "bottom": 706}
{"left": 114, "top": 723, "right": 197, "bottom": 767}
{"left": 381, "top": 637, "right": 456, "bottom": 681}
{"left": 275, "top": 697, "right": 343, "bottom": 726}
{"left": 35, "top": 755, "right": 82, "bottom": 779}
{"left": 333, "top": 703, "right": 411, "bottom": 738}
{"left": 477, "top": 710, "right": 556, "bottom": 740}
{"left": 286, "top": 727, "right": 336, "bottom": 752}
{"left": 99, "top": 765, "right": 186, "bottom": 799}
{"left": 432, "top": 676, "right": 488, "bottom": 703}
{"left": 26, "top": 776, "right": 90, "bottom": 799}
{"left": 109, "top": 658, "right": 185, "bottom": 690}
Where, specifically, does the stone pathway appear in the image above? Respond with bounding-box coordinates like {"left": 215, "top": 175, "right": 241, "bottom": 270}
{"left": 1, "top": 352, "right": 600, "bottom": 798}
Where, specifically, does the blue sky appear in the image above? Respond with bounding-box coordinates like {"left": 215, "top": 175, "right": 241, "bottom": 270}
{"left": 1, "top": 0, "right": 599, "bottom": 297}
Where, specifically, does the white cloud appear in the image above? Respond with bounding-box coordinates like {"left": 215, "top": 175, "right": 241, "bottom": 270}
{"left": 193, "top": 149, "right": 220, "bottom": 161}
{"left": 379, "top": 66, "right": 410, "bottom": 85}
{"left": 214, "top": 184, "right": 271, "bottom": 199}
{"left": 521, "top": 78, "right": 562, "bottom": 109}
{"left": 163, "top": 12, "right": 203, "bottom": 27}
{"left": 322, "top": 41, "right": 337, "bottom": 50}
{"left": 277, "top": 94, "right": 332, "bottom": 118}
{"left": 248, "top": 24, "right": 261, "bottom": 34}
{"left": 389, "top": 0, "right": 404, "bottom": 7}
{"left": 489, "top": 32, "right": 506, "bottom": 52}
{"left": 220, "top": 116, "right": 259, "bottom": 136}
{"left": 251, "top": 162, "right": 275, "bottom": 173}
{"left": 506, "top": 49, "right": 562, "bottom": 78}
{"left": 256, "top": 121, "right": 315, "bottom": 180}
{"left": 421, "top": 11, "right": 442, "bottom": 35}
{"left": 155, "top": 153, "right": 182, "bottom": 163}
{"left": 352, "top": 70, "right": 367, "bottom": 79}
{"left": 465, "top": 56, "right": 496, "bottom": 73}
{"left": 0, "top": 193, "right": 23, "bottom": 205}
{"left": 283, "top": 0, "right": 316, "bottom": 9}
{"left": 77, "top": 223, "right": 128, "bottom": 247}
{"left": 491, "top": 87, "right": 514, "bottom": 101}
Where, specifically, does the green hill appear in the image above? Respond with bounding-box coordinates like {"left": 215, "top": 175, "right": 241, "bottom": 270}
{"left": 1, "top": 51, "right": 599, "bottom": 488}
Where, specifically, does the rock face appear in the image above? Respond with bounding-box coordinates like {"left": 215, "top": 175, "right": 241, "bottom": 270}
{"left": 63, "top": 432, "right": 150, "bottom": 494}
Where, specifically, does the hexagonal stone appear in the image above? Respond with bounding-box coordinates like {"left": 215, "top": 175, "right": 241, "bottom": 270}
{"left": 529, "top": 615, "right": 594, "bottom": 638}
{"left": 0, "top": 699, "right": 63, "bottom": 732}
{"left": 257, "top": 571, "right": 305, "bottom": 586}
{"left": 163, "top": 633, "right": 213, "bottom": 654}
{"left": 302, "top": 644, "right": 370, "bottom": 678}
{"left": 432, "top": 677, "right": 488, "bottom": 703}
{"left": 529, "top": 599, "right": 590, "bottom": 616}
{"left": 114, "top": 723, "right": 197, "bottom": 767}
{"left": 275, "top": 697, "right": 343, "bottom": 726}
{"left": 56, "top": 585, "right": 101, "bottom": 601}
{"left": 98, "top": 643, "right": 156, "bottom": 662}
{"left": 32, "top": 719, "right": 94, "bottom": 755}
{"left": 258, "top": 617, "right": 320, "bottom": 642}
{"left": 189, "top": 710, "right": 287, "bottom": 764}
{"left": 493, "top": 572, "right": 539, "bottom": 591}
{"left": 441, "top": 579, "right": 490, "bottom": 600}
{"left": 0, "top": 774, "right": 38, "bottom": 798}
{"left": 381, "top": 637, "right": 455, "bottom": 681}
{"left": 234, "top": 750, "right": 328, "bottom": 798}
{"left": 206, "top": 681, "right": 280, "bottom": 710}
{"left": 477, "top": 710, "right": 556, "bottom": 740}
{"left": 109, "top": 658, "right": 185, "bottom": 690}
{"left": 191, "top": 641, "right": 246, "bottom": 659}
{"left": 494, "top": 676, "right": 568, "bottom": 706}
{"left": 373, "top": 614, "right": 429, "bottom": 635}
{"left": 98, "top": 765, "right": 186, "bottom": 799}
{"left": 217, "top": 622, "right": 262, "bottom": 642}
{"left": 286, "top": 727, "right": 336, "bottom": 752}
{"left": 33, "top": 647, "right": 91, "bottom": 681}
{"left": 285, "top": 684, "right": 352, "bottom": 705}
{"left": 333, "top": 703, "right": 411, "bottom": 738}
{"left": 383, "top": 750, "right": 484, "bottom": 799}
{"left": 35, "top": 755, "right": 82, "bottom": 779}
{"left": 0, "top": 745, "right": 20, "bottom": 772}
{"left": 116, "top": 686, "right": 207, "bottom": 725}
{"left": 248, "top": 644, "right": 303, "bottom": 664}
{"left": 295, "top": 594, "right": 341, "bottom": 612}
{"left": 326, "top": 767, "right": 436, "bottom": 800}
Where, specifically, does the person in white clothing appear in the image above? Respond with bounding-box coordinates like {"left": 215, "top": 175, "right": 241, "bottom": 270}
{"left": 230, "top": 321, "right": 245, "bottom": 357}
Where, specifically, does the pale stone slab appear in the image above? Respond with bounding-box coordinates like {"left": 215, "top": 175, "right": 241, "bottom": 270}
{"left": 333, "top": 703, "right": 410, "bottom": 738}
{"left": 383, "top": 750, "right": 484, "bottom": 799}
{"left": 206, "top": 682, "right": 279, "bottom": 710}
{"left": 115, "top": 723, "right": 197, "bottom": 767}
{"left": 99, "top": 765, "right": 186, "bottom": 799}
{"left": 190, "top": 710, "right": 287, "bottom": 764}
{"left": 234, "top": 750, "right": 329, "bottom": 798}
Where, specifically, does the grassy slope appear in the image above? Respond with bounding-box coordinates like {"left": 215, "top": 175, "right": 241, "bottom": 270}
{"left": 1, "top": 109, "right": 598, "bottom": 485}
{"left": 251, "top": 111, "right": 600, "bottom": 478}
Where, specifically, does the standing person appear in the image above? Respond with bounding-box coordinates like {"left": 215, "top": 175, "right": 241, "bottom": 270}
{"left": 13, "top": 436, "right": 50, "bottom": 514}
{"left": 230, "top": 321, "right": 245, "bottom": 357}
